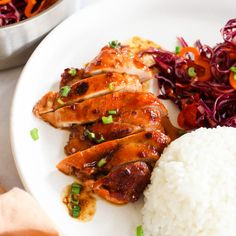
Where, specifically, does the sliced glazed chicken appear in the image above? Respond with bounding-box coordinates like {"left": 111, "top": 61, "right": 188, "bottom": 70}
{"left": 101, "top": 142, "right": 160, "bottom": 172}
{"left": 84, "top": 45, "right": 153, "bottom": 81}
{"left": 33, "top": 73, "right": 142, "bottom": 116}
{"left": 113, "top": 106, "right": 166, "bottom": 130}
{"left": 57, "top": 130, "right": 170, "bottom": 179}
{"left": 32, "top": 38, "right": 174, "bottom": 205}
{"left": 38, "top": 92, "right": 167, "bottom": 128}
{"left": 60, "top": 68, "right": 86, "bottom": 88}
{"left": 65, "top": 106, "right": 166, "bottom": 155}
{"left": 65, "top": 122, "right": 142, "bottom": 155}
{"left": 73, "top": 142, "right": 159, "bottom": 180}
{"left": 92, "top": 161, "right": 151, "bottom": 204}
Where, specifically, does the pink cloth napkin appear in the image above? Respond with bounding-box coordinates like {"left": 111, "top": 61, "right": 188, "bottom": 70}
{"left": 0, "top": 188, "right": 59, "bottom": 236}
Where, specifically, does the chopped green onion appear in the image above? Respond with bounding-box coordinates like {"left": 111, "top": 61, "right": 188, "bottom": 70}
{"left": 72, "top": 205, "right": 80, "bottom": 218}
{"left": 108, "top": 82, "right": 115, "bottom": 91}
{"left": 230, "top": 66, "right": 236, "bottom": 73}
{"left": 30, "top": 128, "right": 39, "bottom": 141}
{"left": 188, "top": 67, "right": 197, "bottom": 77}
{"left": 70, "top": 196, "right": 79, "bottom": 205}
{"left": 175, "top": 46, "right": 181, "bottom": 54}
{"left": 60, "top": 86, "right": 71, "bottom": 97}
{"left": 136, "top": 225, "right": 144, "bottom": 236}
{"left": 57, "top": 98, "right": 64, "bottom": 105}
{"left": 71, "top": 183, "right": 81, "bottom": 194}
{"left": 97, "top": 158, "right": 107, "bottom": 167}
{"left": 108, "top": 40, "right": 121, "bottom": 49}
{"left": 102, "top": 115, "right": 113, "bottom": 124}
{"left": 68, "top": 193, "right": 79, "bottom": 205}
{"left": 95, "top": 135, "right": 105, "bottom": 143}
{"left": 88, "top": 132, "right": 95, "bottom": 140}
{"left": 84, "top": 129, "right": 96, "bottom": 140}
{"left": 108, "top": 110, "right": 117, "bottom": 115}
{"left": 68, "top": 68, "right": 77, "bottom": 76}
{"left": 234, "top": 74, "right": 236, "bottom": 81}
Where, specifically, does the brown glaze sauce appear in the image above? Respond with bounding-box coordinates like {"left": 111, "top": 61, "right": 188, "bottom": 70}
{"left": 62, "top": 183, "right": 96, "bottom": 222}
{"left": 78, "top": 188, "right": 96, "bottom": 221}
{"left": 161, "top": 116, "right": 181, "bottom": 141}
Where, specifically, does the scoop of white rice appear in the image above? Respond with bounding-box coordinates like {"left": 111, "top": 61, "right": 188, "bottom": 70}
{"left": 142, "top": 127, "right": 236, "bottom": 236}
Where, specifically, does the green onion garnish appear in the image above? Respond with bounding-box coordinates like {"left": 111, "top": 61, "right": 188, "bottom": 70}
{"left": 230, "top": 66, "right": 236, "bottom": 73}
{"left": 57, "top": 98, "right": 64, "bottom": 105}
{"left": 60, "top": 86, "right": 71, "bottom": 97}
{"left": 88, "top": 132, "right": 95, "bottom": 140}
{"left": 71, "top": 183, "right": 81, "bottom": 194}
{"left": 72, "top": 205, "right": 80, "bottom": 218}
{"left": 175, "top": 46, "right": 181, "bottom": 54}
{"left": 68, "top": 68, "right": 77, "bottom": 76}
{"left": 97, "top": 158, "right": 107, "bottom": 167}
{"left": 234, "top": 74, "right": 236, "bottom": 81}
{"left": 95, "top": 135, "right": 105, "bottom": 143}
{"left": 84, "top": 129, "right": 96, "bottom": 140}
{"left": 136, "top": 225, "right": 144, "bottom": 236}
{"left": 102, "top": 115, "right": 113, "bottom": 124}
{"left": 188, "top": 67, "right": 197, "bottom": 77}
{"left": 70, "top": 197, "right": 79, "bottom": 205}
{"left": 108, "top": 82, "right": 115, "bottom": 91}
{"left": 108, "top": 110, "right": 117, "bottom": 115}
{"left": 30, "top": 128, "right": 39, "bottom": 141}
{"left": 108, "top": 40, "right": 121, "bottom": 49}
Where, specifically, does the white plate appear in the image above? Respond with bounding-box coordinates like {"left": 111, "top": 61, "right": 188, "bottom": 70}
{"left": 10, "top": 0, "right": 236, "bottom": 235}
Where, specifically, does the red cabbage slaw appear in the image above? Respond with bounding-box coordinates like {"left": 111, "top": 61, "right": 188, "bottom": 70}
{"left": 0, "top": 0, "right": 25, "bottom": 26}
{"left": 141, "top": 19, "right": 236, "bottom": 130}
{"left": 0, "top": 0, "right": 56, "bottom": 27}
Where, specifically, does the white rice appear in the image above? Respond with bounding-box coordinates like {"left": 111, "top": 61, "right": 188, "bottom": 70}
{"left": 142, "top": 127, "right": 236, "bottom": 236}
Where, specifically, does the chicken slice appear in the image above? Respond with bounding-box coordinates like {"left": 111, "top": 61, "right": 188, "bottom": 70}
{"left": 102, "top": 142, "right": 159, "bottom": 172}
{"left": 65, "top": 106, "right": 166, "bottom": 155}
{"left": 60, "top": 68, "right": 86, "bottom": 88}
{"left": 84, "top": 45, "right": 153, "bottom": 81}
{"left": 91, "top": 161, "right": 151, "bottom": 204}
{"left": 38, "top": 92, "right": 166, "bottom": 128}
{"left": 113, "top": 106, "right": 165, "bottom": 130}
{"left": 65, "top": 122, "right": 142, "bottom": 155}
{"left": 33, "top": 73, "right": 142, "bottom": 116}
{"left": 57, "top": 130, "right": 170, "bottom": 179}
{"left": 64, "top": 125, "right": 92, "bottom": 154}
{"left": 76, "top": 142, "right": 158, "bottom": 180}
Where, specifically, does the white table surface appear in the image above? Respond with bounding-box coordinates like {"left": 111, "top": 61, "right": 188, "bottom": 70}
{"left": 0, "top": 0, "right": 98, "bottom": 191}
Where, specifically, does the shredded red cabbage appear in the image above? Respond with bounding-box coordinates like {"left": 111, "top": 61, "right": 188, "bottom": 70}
{"left": 221, "top": 18, "right": 236, "bottom": 45}
{"left": 142, "top": 19, "right": 236, "bottom": 129}
{"left": 0, "top": 2, "right": 20, "bottom": 26}
{"left": 0, "top": 0, "right": 55, "bottom": 27}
